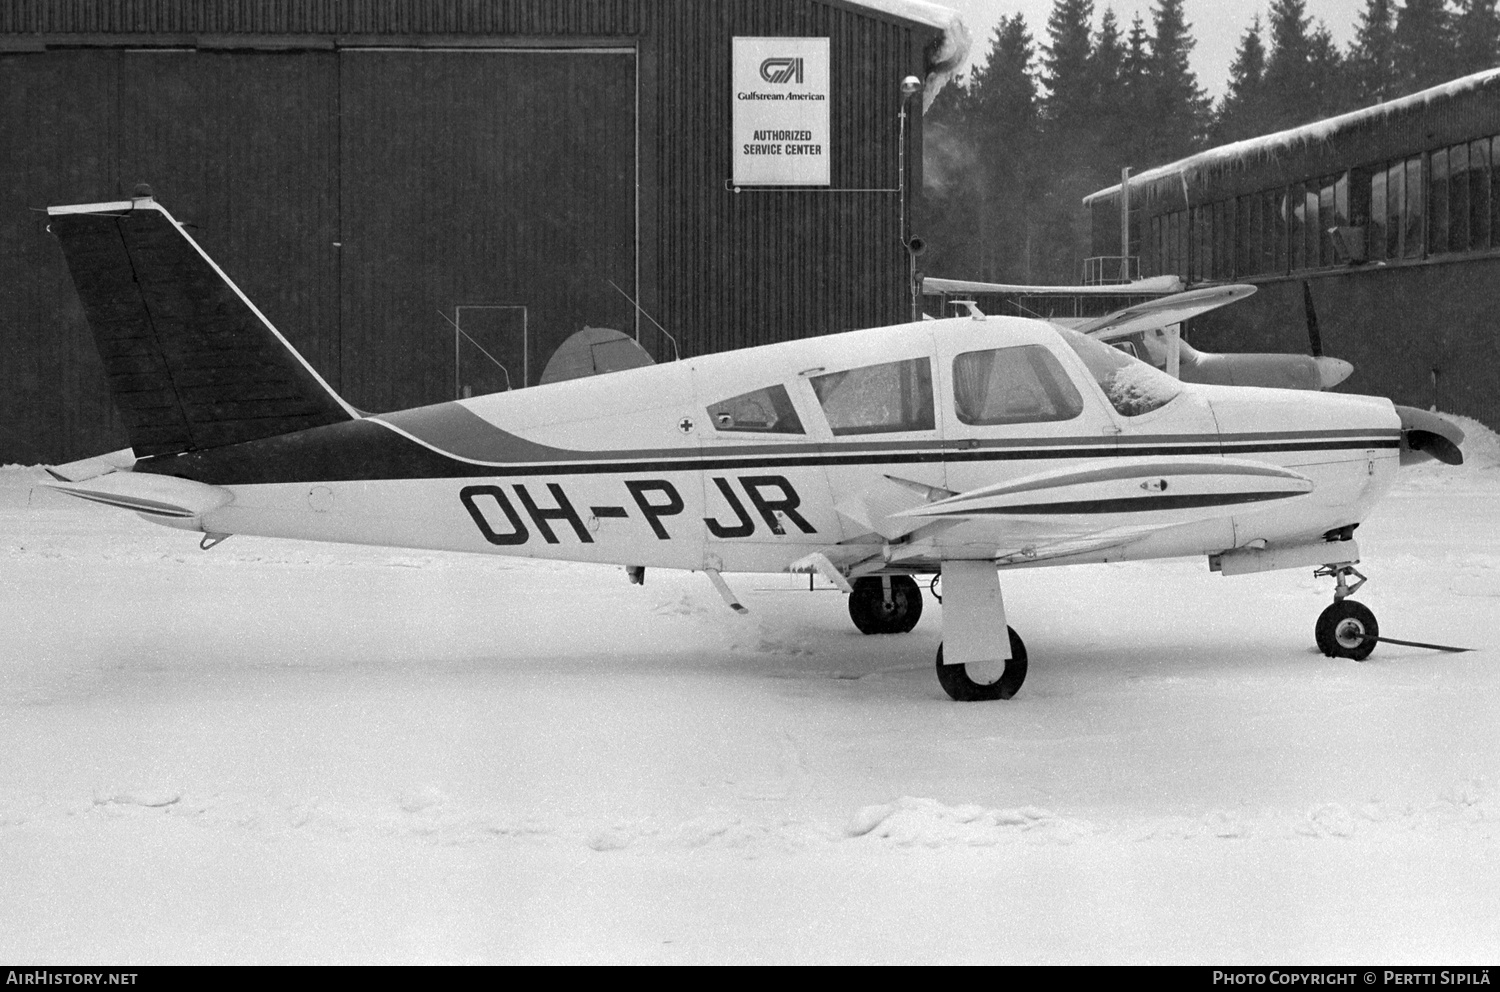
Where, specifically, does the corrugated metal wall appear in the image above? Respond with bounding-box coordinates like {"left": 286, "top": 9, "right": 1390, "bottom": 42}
{"left": 0, "top": 48, "right": 340, "bottom": 463}
{"left": 0, "top": 0, "right": 935, "bottom": 462}
{"left": 645, "top": 0, "right": 922, "bottom": 359}
{"left": 0, "top": 0, "right": 644, "bottom": 35}
{"left": 0, "top": 51, "right": 117, "bottom": 465}
{"left": 338, "top": 49, "right": 636, "bottom": 411}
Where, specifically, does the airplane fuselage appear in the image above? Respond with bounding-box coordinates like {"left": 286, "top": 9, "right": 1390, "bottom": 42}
{"left": 134, "top": 316, "right": 1403, "bottom": 578}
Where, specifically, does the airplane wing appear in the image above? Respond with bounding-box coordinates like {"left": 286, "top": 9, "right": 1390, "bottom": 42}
{"left": 805, "top": 458, "right": 1313, "bottom": 576}
{"left": 1074, "top": 284, "right": 1257, "bottom": 340}
{"left": 894, "top": 457, "right": 1311, "bottom": 525}
{"left": 884, "top": 457, "right": 1312, "bottom": 565}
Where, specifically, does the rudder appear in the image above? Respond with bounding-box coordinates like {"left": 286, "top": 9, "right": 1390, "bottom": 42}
{"left": 48, "top": 195, "right": 357, "bottom": 457}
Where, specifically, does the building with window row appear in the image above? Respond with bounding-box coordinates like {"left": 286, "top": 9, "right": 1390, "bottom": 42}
{"left": 1084, "top": 69, "right": 1500, "bottom": 427}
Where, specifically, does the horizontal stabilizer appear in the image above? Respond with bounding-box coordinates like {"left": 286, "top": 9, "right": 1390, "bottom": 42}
{"left": 44, "top": 447, "right": 137, "bottom": 483}
{"left": 893, "top": 458, "right": 1312, "bottom": 524}
{"left": 44, "top": 472, "right": 232, "bottom": 519}
{"left": 48, "top": 197, "right": 357, "bottom": 457}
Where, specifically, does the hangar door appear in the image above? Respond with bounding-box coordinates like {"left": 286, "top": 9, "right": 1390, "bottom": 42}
{"left": 339, "top": 49, "right": 638, "bottom": 413}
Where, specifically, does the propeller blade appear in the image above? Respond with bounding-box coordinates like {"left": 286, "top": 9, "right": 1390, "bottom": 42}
{"left": 1395, "top": 405, "right": 1465, "bottom": 466}
{"left": 1302, "top": 281, "right": 1324, "bottom": 358}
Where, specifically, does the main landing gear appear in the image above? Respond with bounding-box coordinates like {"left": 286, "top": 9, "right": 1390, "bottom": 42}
{"left": 935, "top": 628, "right": 1029, "bottom": 701}
{"left": 845, "top": 566, "right": 1028, "bottom": 701}
{"left": 848, "top": 575, "right": 923, "bottom": 634}
{"left": 1313, "top": 563, "right": 1378, "bottom": 661}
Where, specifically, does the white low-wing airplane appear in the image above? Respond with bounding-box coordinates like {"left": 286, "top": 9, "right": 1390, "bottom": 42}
{"left": 41, "top": 197, "right": 1465, "bottom": 701}
{"left": 1074, "top": 285, "right": 1356, "bottom": 391}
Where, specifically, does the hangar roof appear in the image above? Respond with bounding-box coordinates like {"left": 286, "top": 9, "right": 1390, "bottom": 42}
{"left": 843, "top": 0, "right": 970, "bottom": 107}
{"left": 1084, "top": 67, "right": 1500, "bottom": 208}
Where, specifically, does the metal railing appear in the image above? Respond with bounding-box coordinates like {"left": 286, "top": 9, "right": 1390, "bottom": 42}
{"left": 1082, "top": 255, "right": 1141, "bottom": 285}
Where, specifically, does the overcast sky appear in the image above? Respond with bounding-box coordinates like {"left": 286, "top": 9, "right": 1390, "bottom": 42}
{"left": 938, "top": 0, "right": 1368, "bottom": 100}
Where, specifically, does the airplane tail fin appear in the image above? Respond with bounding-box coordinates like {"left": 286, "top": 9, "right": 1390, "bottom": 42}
{"left": 48, "top": 196, "right": 358, "bottom": 458}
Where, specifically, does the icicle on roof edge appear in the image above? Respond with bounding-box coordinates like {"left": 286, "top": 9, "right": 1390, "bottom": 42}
{"left": 845, "top": 0, "right": 971, "bottom": 109}
{"left": 1084, "top": 66, "right": 1500, "bottom": 206}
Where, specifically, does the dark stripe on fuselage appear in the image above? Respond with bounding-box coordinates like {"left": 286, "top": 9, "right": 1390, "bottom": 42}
{"left": 129, "top": 416, "right": 1400, "bottom": 486}
{"left": 929, "top": 490, "right": 1301, "bottom": 516}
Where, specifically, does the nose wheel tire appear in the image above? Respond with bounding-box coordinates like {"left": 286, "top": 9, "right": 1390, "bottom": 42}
{"left": 1315, "top": 600, "right": 1378, "bottom": 661}
{"left": 848, "top": 575, "right": 923, "bottom": 634}
{"left": 935, "top": 627, "right": 1028, "bottom": 701}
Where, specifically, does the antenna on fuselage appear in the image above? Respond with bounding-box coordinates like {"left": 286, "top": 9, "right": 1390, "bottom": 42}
{"left": 947, "top": 300, "right": 985, "bottom": 320}
{"left": 436, "top": 309, "right": 513, "bottom": 391}
{"left": 607, "top": 279, "right": 681, "bottom": 362}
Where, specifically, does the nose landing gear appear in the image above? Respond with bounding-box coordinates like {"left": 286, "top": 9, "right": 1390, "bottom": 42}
{"left": 1313, "top": 563, "right": 1378, "bottom": 661}
{"left": 848, "top": 575, "right": 924, "bottom": 634}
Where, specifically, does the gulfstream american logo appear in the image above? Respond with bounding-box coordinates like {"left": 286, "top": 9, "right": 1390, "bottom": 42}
{"left": 759, "top": 57, "right": 803, "bottom": 84}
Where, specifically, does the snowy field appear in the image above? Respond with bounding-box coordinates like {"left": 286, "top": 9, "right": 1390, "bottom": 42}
{"left": 2, "top": 427, "right": 1498, "bottom": 964}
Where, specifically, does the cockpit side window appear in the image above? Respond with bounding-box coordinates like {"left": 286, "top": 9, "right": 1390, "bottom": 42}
{"left": 811, "top": 357, "right": 935, "bottom": 435}
{"left": 707, "top": 384, "right": 805, "bottom": 434}
{"left": 953, "top": 345, "right": 1084, "bottom": 426}
{"left": 1053, "top": 324, "right": 1183, "bottom": 417}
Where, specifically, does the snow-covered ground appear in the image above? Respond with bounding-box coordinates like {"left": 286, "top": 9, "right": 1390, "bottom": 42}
{"left": 3, "top": 427, "right": 1498, "bottom": 964}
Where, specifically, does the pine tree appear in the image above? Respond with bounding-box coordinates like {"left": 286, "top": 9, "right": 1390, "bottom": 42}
{"left": 1214, "top": 16, "right": 1271, "bottom": 143}
{"left": 1347, "top": 0, "right": 1397, "bottom": 104}
{"left": 1454, "top": 0, "right": 1500, "bottom": 75}
{"left": 1122, "top": 11, "right": 1151, "bottom": 95}
{"left": 1042, "top": 0, "right": 1097, "bottom": 134}
{"left": 923, "top": 16, "right": 1041, "bottom": 282}
{"left": 1143, "top": 0, "right": 1210, "bottom": 165}
{"left": 1395, "top": 0, "right": 1458, "bottom": 92}
{"left": 1262, "top": 0, "right": 1315, "bottom": 131}
{"left": 1118, "top": 11, "right": 1153, "bottom": 166}
{"left": 1306, "top": 21, "right": 1351, "bottom": 118}
{"left": 1091, "top": 9, "right": 1128, "bottom": 174}
{"left": 1035, "top": 0, "right": 1107, "bottom": 283}
{"left": 1091, "top": 7, "right": 1125, "bottom": 114}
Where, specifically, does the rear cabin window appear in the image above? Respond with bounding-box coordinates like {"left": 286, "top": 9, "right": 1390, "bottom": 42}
{"left": 952, "top": 345, "right": 1084, "bottom": 426}
{"left": 707, "top": 385, "right": 805, "bottom": 434}
{"left": 811, "top": 358, "right": 935, "bottom": 435}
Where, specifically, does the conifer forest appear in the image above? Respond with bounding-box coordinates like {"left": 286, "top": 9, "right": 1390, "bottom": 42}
{"left": 921, "top": 0, "right": 1500, "bottom": 284}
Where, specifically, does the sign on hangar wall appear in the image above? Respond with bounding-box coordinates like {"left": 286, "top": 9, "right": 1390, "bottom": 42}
{"left": 732, "top": 37, "right": 831, "bottom": 186}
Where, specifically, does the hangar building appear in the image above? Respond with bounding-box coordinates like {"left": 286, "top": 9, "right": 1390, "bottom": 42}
{"left": 0, "top": 0, "right": 965, "bottom": 463}
{"left": 1084, "top": 68, "right": 1500, "bottom": 428}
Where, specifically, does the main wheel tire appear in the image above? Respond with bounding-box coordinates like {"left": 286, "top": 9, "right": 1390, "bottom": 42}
{"left": 1315, "top": 600, "right": 1378, "bottom": 661}
{"left": 848, "top": 575, "right": 923, "bottom": 634}
{"left": 935, "top": 627, "right": 1029, "bottom": 701}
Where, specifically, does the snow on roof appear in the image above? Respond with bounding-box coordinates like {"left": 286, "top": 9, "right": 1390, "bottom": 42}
{"left": 1083, "top": 67, "right": 1500, "bottom": 206}
{"left": 845, "top": 0, "right": 971, "bottom": 109}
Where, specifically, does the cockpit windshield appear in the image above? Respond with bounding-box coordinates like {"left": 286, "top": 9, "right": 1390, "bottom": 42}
{"left": 1052, "top": 324, "right": 1183, "bottom": 417}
